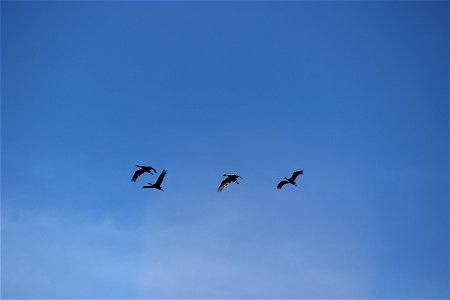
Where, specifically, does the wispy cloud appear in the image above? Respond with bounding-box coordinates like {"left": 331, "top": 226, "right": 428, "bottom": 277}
{"left": 2, "top": 203, "right": 378, "bottom": 299}
{"left": 1, "top": 209, "right": 142, "bottom": 298}
{"left": 135, "top": 200, "right": 378, "bottom": 298}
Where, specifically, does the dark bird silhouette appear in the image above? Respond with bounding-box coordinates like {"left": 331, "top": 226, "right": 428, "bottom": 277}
{"left": 218, "top": 174, "right": 243, "bottom": 192}
{"left": 143, "top": 170, "right": 167, "bottom": 191}
{"left": 277, "top": 170, "right": 303, "bottom": 189}
{"left": 131, "top": 165, "right": 157, "bottom": 182}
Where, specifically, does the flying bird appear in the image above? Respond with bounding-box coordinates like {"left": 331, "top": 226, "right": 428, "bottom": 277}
{"left": 131, "top": 165, "right": 157, "bottom": 182}
{"left": 143, "top": 170, "right": 167, "bottom": 191}
{"left": 277, "top": 170, "right": 303, "bottom": 189}
{"left": 218, "top": 174, "right": 243, "bottom": 192}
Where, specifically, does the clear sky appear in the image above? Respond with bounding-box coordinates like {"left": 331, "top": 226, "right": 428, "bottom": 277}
{"left": 1, "top": 1, "right": 448, "bottom": 299}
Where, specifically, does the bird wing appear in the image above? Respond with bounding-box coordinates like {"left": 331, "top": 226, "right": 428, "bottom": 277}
{"left": 143, "top": 166, "right": 156, "bottom": 173}
{"left": 154, "top": 170, "right": 167, "bottom": 186}
{"left": 218, "top": 178, "right": 232, "bottom": 192}
{"left": 290, "top": 170, "right": 303, "bottom": 181}
{"left": 150, "top": 167, "right": 157, "bottom": 173}
{"left": 277, "top": 180, "right": 289, "bottom": 189}
{"left": 131, "top": 168, "right": 145, "bottom": 182}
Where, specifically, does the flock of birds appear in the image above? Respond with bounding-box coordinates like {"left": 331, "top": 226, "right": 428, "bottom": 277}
{"left": 131, "top": 165, "right": 304, "bottom": 192}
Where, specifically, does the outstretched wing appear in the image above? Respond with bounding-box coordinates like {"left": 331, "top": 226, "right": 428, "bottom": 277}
{"left": 289, "top": 170, "right": 304, "bottom": 181}
{"left": 131, "top": 168, "right": 145, "bottom": 182}
{"left": 154, "top": 170, "right": 167, "bottom": 186}
{"left": 218, "top": 177, "right": 232, "bottom": 192}
{"left": 277, "top": 180, "right": 289, "bottom": 189}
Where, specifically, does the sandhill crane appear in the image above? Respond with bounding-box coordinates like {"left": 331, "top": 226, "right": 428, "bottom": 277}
{"left": 218, "top": 174, "right": 243, "bottom": 192}
{"left": 277, "top": 170, "right": 303, "bottom": 189}
{"left": 143, "top": 170, "right": 167, "bottom": 191}
{"left": 131, "top": 165, "right": 157, "bottom": 182}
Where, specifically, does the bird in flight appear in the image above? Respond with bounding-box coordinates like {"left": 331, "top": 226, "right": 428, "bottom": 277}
{"left": 131, "top": 165, "right": 157, "bottom": 182}
{"left": 277, "top": 170, "right": 303, "bottom": 189}
{"left": 218, "top": 174, "right": 243, "bottom": 192}
{"left": 143, "top": 170, "right": 167, "bottom": 191}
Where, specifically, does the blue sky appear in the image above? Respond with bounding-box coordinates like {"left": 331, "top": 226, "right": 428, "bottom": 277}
{"left": 1, "top": 1, "right": 448, "bottom": 298}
